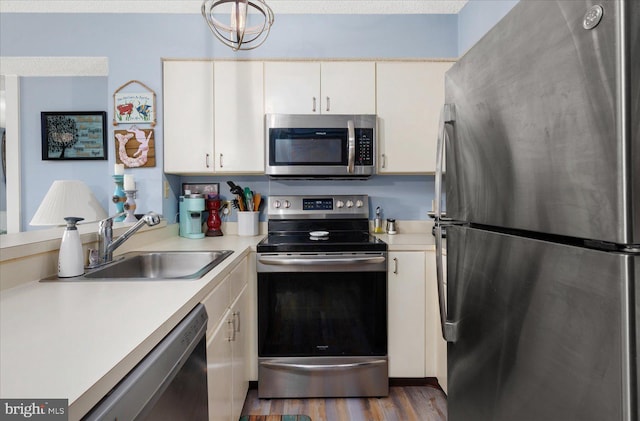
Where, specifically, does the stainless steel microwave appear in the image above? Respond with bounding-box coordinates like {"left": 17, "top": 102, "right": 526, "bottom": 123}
{"left": 265, "top": 114, "right": 376, "bottom": 178}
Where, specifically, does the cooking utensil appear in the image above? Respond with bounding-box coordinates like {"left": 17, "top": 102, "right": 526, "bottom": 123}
{"left": 253, "top": 193, "right": 262, "bottom": 211}
{"left": 227, "top": 181, "right": 244, "bottom": 196}
{"left": 244, "top": 187, "right": 254, "bottom": 212}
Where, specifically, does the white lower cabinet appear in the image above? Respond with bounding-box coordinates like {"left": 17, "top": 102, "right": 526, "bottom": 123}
{"left": 207, "top": 309, "right": 233, "bottom": 421}
{"left": 204, "top": 258, "right": 249, "bottom": 421}
{"left": 388, "top": 251, "right": 426, "bottom": 377}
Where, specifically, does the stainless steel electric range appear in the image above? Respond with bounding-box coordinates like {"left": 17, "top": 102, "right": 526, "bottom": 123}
{"left": 256, "top": 195, "right": 388, "bottom": 398}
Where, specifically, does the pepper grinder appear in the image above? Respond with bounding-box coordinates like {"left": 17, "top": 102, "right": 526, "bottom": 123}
{"left": 386, "top": 218, "right": 397, "bottom": 235}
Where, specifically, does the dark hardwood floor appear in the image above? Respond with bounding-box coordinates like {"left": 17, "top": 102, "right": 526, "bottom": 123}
{"left": 241, "top": 386, "right": 447, "bottom": 421}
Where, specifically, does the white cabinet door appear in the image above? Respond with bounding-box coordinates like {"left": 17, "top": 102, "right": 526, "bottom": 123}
{"left": 388, "top": 251, "right": 426, "bottom": 377}
{"left": 264, "top": 61, "right": 320, "bottom": 114}
{"left": 230, "top": 284, "right": 249, "bottom": 421}
{"left": 213, "top": 61, "right": 265, "bottom": 173}
{"left": 163, "top": 60, "right": 215, "bottom": 174}
{"left": 376, "top": 61, "right": 453, "bottom": 174}
{"left": 264, "top": 61, "right": 376, "bottom": 115}
{"left": 320, "top": 61, "right": 376, "bottom": 114}
{"left": 207, "top": 309, "right": 233, "bottom": 421}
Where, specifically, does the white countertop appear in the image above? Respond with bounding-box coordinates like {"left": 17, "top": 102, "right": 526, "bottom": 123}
{"left": 0, "top": 230, "right": 436, "bottom": 420}
{"left": 0, "top": 233, "right": 263, "bottom": 420}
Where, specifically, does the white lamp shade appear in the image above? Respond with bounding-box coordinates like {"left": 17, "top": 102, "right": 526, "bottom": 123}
{"left": 30, "top": 180, "right": 108, "bottom": 226}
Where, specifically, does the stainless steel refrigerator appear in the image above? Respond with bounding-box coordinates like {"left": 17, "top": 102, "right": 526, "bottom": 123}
{"left": 433, "top": 1, "right": 639, "bottom": 420}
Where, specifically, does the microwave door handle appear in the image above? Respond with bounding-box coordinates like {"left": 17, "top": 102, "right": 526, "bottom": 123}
{"left": 347, "top": 120, "right": 355, "bottom": 173}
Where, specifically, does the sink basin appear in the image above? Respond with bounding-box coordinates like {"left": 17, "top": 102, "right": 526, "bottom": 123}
{"left": 55, "top": 250, "right": 233, "bottom": 281}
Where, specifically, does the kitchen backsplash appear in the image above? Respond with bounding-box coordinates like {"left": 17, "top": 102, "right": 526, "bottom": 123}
{"left": 175, "top": 174, "right": 437, "bottom": 224}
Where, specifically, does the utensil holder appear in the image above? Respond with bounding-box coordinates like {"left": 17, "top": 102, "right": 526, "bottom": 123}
{"left": 237, "top": 211, "right": 259, "bottom": 236}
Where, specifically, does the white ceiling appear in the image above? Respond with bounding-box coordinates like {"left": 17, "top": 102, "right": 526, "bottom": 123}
{"left": 0, "top": 0, "right": 468, "bottom": 15}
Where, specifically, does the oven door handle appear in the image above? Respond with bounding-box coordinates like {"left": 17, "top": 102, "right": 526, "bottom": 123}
{"left": 258, "top": 256, "right": 385, "bottom": 266}
{"left": 261, "top": 359, "right": 387, "bottom": 371}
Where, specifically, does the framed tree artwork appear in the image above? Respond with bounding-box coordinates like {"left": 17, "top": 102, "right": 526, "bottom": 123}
{"left": 41, "top": 111, "right": 108, "bottom": 160}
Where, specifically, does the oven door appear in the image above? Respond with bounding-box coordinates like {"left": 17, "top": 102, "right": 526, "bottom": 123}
{"left": 256, "top": 252, "right": 388, "bottom": 398}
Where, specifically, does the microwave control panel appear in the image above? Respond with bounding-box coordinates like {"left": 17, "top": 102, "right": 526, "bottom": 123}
{"left": 356, "top": 129, "right": 374, "bottom": 166}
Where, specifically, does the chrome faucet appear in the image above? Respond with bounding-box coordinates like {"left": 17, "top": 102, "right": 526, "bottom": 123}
{"left": 88, "top": 211, "right": 161, "bottom": 268}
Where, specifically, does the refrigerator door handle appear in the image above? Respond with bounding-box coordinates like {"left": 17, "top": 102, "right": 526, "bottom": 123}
{"left": 435, "top": 104, "right": 458, "bottom": 343}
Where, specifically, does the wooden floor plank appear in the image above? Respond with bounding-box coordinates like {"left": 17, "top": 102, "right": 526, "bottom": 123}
{"left": 241, "top": 386, "right": 447, "bottom": 421}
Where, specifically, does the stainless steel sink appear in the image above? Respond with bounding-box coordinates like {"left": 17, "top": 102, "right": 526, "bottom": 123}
{"left": 44, "top": 250, "right": 234, "bottom": 281}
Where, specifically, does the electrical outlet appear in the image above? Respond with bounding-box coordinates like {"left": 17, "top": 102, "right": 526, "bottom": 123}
{"left": 164, "top": 181, "right": 170, "bottom": 199}
{"left": 221, "top": 200, "right": 232, "bottom": 217}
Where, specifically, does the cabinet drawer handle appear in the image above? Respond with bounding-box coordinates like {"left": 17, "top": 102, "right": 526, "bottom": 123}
{"left": 381, "top": 154, "right": 387, "bottom": 169}
{"left": 393, "top": 257, "right": 398, "bottom": 274}
{"left": 312, "top": 97, "right": 317, "bottom": 113}
{"left": 206, "top": 153, "right": 211, "bottom": 168}
{"left": 220, "top": 153, "right": 224, "bottom": 168}
{"left": 326, "top": 96, "right": 330, "bottom": 112}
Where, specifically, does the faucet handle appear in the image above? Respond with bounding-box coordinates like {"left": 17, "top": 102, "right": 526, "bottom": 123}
{"left": 141, "top": 211, "right": 161, "bottom": 226}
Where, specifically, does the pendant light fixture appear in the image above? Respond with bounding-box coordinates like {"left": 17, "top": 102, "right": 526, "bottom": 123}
{"left": 201, "top": 0, "right": 274, "bottom": 51}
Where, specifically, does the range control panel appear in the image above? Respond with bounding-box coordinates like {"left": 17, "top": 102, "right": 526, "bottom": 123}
{"left": 268, "top": 195, "right": 369, "bottom": 219}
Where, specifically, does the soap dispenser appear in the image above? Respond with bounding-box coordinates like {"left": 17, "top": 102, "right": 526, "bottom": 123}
{"left": 58, "top": 217, "right": 85, "bottom": 278}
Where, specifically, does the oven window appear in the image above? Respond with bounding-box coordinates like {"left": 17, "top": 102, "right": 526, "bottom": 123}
{"left": 258, "top": 272, "right": 387, "bottom": 357}
{"left": 269, "top": 128, "right": 347, "bottom": 166}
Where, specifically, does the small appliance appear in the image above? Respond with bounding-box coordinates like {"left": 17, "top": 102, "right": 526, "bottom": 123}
{"left": 265, "top": 114, "right": 376, "bottom": 178}
{"left": 179, "top": 193, "right": 205, "bottom": 239}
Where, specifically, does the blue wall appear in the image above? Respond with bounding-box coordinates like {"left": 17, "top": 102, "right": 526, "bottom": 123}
{"left": 458, "top": 0, "right": 519, "bottom": 54}
{"left": 20, "top": 77, "right": 110, "bottom": 230}
{"left": 1, "top": 6, "right": 518, "bottom": 229}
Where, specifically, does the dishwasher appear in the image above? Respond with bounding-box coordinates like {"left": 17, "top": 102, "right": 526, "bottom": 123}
{"left": 83, "top": 304, "right": 208, "bottom": 421}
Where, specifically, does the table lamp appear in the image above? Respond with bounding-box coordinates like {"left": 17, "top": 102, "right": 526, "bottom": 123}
{"left": 30, "top": 180, "right": 108, "bottom": 277}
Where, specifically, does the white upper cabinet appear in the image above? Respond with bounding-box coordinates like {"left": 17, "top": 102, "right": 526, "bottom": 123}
{"left": 163, "top": 60, "right": 214, "bottom": 174}
{"left": 376, "top": 61, "right": 453, "bottom": 174}
{"left": 320, "top": 61, "right": 376, "bottom": 114}
{"left": 213, "top": 61, "right": 265, "bottom": 173}
{"left": 163, "top": 60, "right": 265, "bottom": 175}
{"left": 264, "top": 62, "right": 319, "bottom": 114}
{"left": 264, "top": 61, "right": 375, "bottom": 115}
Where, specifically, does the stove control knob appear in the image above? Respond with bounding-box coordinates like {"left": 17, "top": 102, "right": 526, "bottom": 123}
{"left": 336, "top": 200, "right": 344, "bottom": 208}
{"left": 273, "top": 200, "right": 281, "bottom": 209}
{"left": 283, "top": 200, "right": 291, "bottom": 209}
{"left": 355, "top": 200, "right": 364, "bottom": 208}
{"left": 346, "top": 200, "right": 354, "bottom": 208}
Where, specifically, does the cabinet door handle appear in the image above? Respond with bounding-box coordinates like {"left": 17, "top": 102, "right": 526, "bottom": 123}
{"left": 326, "top": 96, "right": 330, "bottom": 112}
{"left": 312, "top": 97, "right": 317, "bottom": 112}
{"left": 219, "top": 153, "right": 224, "bottom": 168}
{"left": 381, "top": 153, "right": 387, "bottom": 169}
{"left": 393, "top": 257, "right": 398, "bottom": 274}
{"left": 227, "top": 318, "right": 234, "bottom": 342}
{"left": 233, "top": 310, "right": 241, "bottom": 334}
{"left": 206, "top": 153, "right": 211, "bottom": 168}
